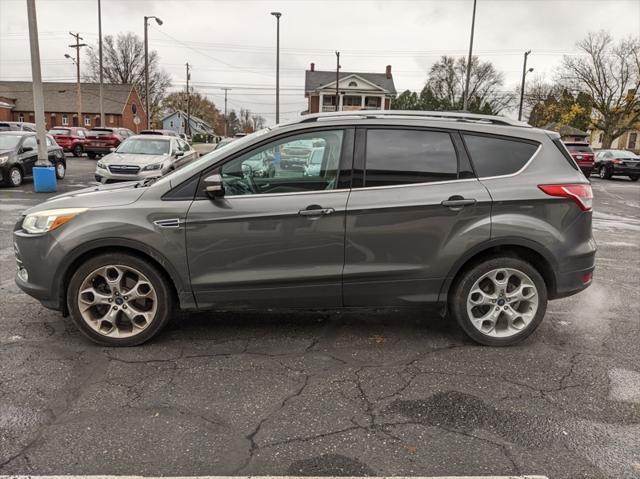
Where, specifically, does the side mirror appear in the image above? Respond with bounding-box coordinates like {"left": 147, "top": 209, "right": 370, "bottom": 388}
{"left": 174, "top": 151, "right": 184, "bottom": 158}
{"left": 21, "top": 146, "right": 33, "bottom": 153}
{"left": 204, "top": 173, "right": 224, "bottom": 199}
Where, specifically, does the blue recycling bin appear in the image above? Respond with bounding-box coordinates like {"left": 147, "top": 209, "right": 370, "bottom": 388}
{"left": 33, "top": 166, "right": 57, "bottom": 193}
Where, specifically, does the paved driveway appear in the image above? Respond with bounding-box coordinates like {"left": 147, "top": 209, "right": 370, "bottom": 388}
{"left": 0, "top": 158, "right": 638, "bottom": 478}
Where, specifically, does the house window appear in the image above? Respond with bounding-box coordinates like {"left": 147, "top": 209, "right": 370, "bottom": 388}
{"left": 170, "top": 120, "right": 174, "bottom": 128}
{"left": 84, "top": 115, "right": 91, "bottom": 126}
{"left": 348, "top": 81, "right": 358, "bottom": 87}
{"left": 108, "top": 115, "right": 114, "bottom": 124}
{"left": 365, "top": 96, "right": 382, "bottom": 108}
{"left": 322, "top": 95, "right": 337, "bottom": 106}
{"left": 343, "top": 95, "right": 361, "bottom": 107}
{"left": 18, "top": 113, "right": 24, "bottom": 122}
{"left": 598, "top": 132, "right": 604, "bottom": 143}
{"left": 629, "top": 132, "right": 638, "bottom": 150}
{"left": 62, "top": 114, "right": 68, "bottom": 126}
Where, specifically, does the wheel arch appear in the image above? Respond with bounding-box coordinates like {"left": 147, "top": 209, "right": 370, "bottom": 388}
{"left": 438, "top": 237, "right": 559, "bottom": 304}
{"left": 56, "top": 238, "right": 195, "bottom": 316}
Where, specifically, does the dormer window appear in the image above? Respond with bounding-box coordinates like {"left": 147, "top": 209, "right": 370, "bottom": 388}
{"left": 348, "top": 81, "right": 358, "bottom": 87}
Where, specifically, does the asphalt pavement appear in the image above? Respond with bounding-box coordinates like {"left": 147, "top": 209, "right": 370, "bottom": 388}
{"left": 0, "top": 156, "right": 638, "bottom": 478}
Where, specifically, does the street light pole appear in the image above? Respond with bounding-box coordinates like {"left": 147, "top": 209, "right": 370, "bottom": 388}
{"left": 462, "top": 0, "right": 477, "bottom": 111}
{"left": 270, "top": 12, "right": 281, "bottom": 124}
{"left": 98, "top": 0, "right": 104, "bottom": 126}
{"left": 335, "top": 51, "right": 340, "bottom": 112}
{"left": 518, "top": 50, "right": 533, "bottom": 121}
{"left": 144, "top": 15, "right": 163, "bottom": 129}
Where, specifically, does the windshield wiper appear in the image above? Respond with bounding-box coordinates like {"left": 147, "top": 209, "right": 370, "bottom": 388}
{"left": 134, "top": 177, "right": 158, "bottom": 188}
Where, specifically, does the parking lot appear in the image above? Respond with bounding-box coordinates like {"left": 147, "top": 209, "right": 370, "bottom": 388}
{"left": 0, "top": 155, "right": 638, "bottom": 478}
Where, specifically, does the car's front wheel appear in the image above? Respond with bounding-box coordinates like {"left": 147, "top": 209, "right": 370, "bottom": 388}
{"left": 5, "top": 166, "right": 23, "bottom": 187}
{"left": 449, "top": 257, "right": 548, "bottom": 346}
{"left": 55, "top": 161, "right": 66, "bottom": 179}
{"left": 630, "top": 175, "right": 639, "bottom": 182}
{"left": 73, "top": 144, "right": 83, "bottom": 157}
{"left": 67, "top": 253, "right": 173, "bottom": 346}
{"left": 87, "top": 152, "right": 97, "bottom": 159}
{"left": 599, "top": 165, "right": 612, "bottom": 179}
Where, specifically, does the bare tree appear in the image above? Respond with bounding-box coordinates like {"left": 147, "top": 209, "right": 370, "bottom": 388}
{"left": 162, "top": 89, "right": 220, "bottom": 130}
{"left": 85, "top": 33, "right": 172, "bottom": 126}
{"left": 560, "top": 31, "right": 640, "bottom": 147}
{"left": 427, "top": 56, "right": 515, "bottom": 114}
{"left": 251, "top": 114, "right": 266, "bottom": 130}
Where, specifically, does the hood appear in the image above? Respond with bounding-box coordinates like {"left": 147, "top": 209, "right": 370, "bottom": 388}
{"left": 23, "top": 181, "right": 146, "bottom": 215}
{"left": 103, "top": 152, "right": 170, "bottom": 166}
{"left": 0, "top": 148, "right": 16, "bottom": 156}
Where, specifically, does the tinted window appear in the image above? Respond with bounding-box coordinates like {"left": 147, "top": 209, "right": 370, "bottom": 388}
{"left": 22, "top": 136, "right": 36, "bottom": 149}
{"left": 221, "top": 130, "right": 344, "bottom": 196}
{"left": 463, "top": 134, "right": 539, "bottom": 177}
{"left": 565, "top": 144, "right": 592, "bottom": 153}
{"left": 364, "top": 129, "right": 457, "bottom": 187}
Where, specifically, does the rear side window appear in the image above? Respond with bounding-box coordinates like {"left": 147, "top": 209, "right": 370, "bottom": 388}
{"left": 463, "top": 134, "right": 539, "bottom": 177}
{"left": 364, "top": 129, "right": 458, "bottom": 187}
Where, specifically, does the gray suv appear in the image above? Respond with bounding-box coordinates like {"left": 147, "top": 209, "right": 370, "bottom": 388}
{"left": 13, "top": 111, "right": 596, "bottom": 347}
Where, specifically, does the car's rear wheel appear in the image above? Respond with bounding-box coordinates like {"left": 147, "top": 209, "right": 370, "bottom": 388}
{"left": 55, "top": 161, "right": 66, "bottom": 179}
{"left": 630, "top": 175, "right": 639, "bottom": 182}
{"left": 449, "top": 257, "right": 548, "bottom": 346}
{"left": 87, "top": 152, "right": 97, "bottom": 159}
{"left": 67, "top": 253, "right": 173, "bottom": 346}
{"left": 5, "top": 166, "right": 23, "bottom": 187}
{"left": 599, "top": 165, "right": 612, "bottom": 179}
{"left": 583, "top": 168, "right": 592, "bottom": 178}
{"left": 73, "top": 145, "right": 83, "bottom": 157}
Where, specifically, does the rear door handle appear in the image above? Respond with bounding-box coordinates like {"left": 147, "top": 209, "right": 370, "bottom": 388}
{"left": 298, "top": 206, "right": 335, "bottom": 217}
{"left": 441, "top": 196, "right": 476, "bottom": 208}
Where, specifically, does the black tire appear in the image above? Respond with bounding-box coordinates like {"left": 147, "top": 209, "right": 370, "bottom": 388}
{"left": 5, "top": 166, "right": 23, "bottom": 187}
{"left": 87, "top": 151, "right": 97, "bottom": 159}
{"left": 449, "top": 256, "right": 548, "bottom": 347}
{"left": 599, "top": 165, "right": 612, "bottom": 179}
{"left": 582, "top": 168, "right": 592, "bottom": 178}
{"left": 67, "top": 252, "right": 173, "bottom": 346}
{"left": 73, "top": 145, "right": 83, "bottom": 157}
{"left": 629, "top": 175, "right": 639, "bottom": 182}
{"left": 55, "top": 161, "right": 66, "bottom": 179}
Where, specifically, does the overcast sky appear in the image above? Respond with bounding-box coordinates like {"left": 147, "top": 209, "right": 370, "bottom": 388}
{"left": 1, "top": 0, "right": 639, "bottom": 125}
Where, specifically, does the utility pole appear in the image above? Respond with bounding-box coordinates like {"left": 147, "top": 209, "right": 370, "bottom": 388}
{"left": 68, "top": 32, "right": 87, "bottom": 127}
{"left": 335, "top": 51, "right": 340, "bottom": 112}
{"left": 270, "top": 12, "right": 282, "bottom": 124}
{"left": 221, "top": 87, "right": 231, "bottom": 136}
{"left": 26, "top": 0, "right": 48, "bottom": 167}
{"left": 144, "top": 15, "right": 163, "bottom": 129}
{"left": 462, "top": 0, "right": 477, "bottom": 111}
{"left": 185, "top": 62, "right": 191, "bottom": 136}
{"left": 518, "top": 50, "right": 533, "bottom": 121}
{"left": 98, "top": 0, "right": 104, "bottom": 126}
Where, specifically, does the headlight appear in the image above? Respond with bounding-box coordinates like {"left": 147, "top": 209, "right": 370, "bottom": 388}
{"left": 22, "top": 208, "right": 87, "bottom": 234}
{"left": 0, "top": 156, "right": 9, "bottom": 165}
{"left": 96, "top": 161, "right": 106, "bottom": 169}
{"left": 142, "top": 162, "right": 163, "bottom": 171}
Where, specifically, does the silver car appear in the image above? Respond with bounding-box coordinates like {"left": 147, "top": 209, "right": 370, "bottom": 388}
{"left": 94, "top": 135, "right": 197, "bottom": 183}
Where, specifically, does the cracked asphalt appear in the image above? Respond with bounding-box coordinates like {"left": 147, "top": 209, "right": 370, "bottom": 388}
{"left": 0, "top": 156, "right": 639, "bottom": 478}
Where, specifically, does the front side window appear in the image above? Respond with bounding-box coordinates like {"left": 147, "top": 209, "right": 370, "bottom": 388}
{"left": 220, "top": 130, "right": 344, "bottom": 196}
{"left": 364, "top": 129, "right": 458, "bottom": 187}
{"left": 463, "top": 134, "right": 539, "bottom": 178}
{"left": 22, "top": 136, "right": 36, "bottom": 150}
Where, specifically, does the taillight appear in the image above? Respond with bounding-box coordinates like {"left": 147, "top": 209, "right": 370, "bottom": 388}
{"left": 538, "top": 183, "right": 593, "bottom": 211}
{"left": 611, "top": 159, "right": 623, "bottom": 165}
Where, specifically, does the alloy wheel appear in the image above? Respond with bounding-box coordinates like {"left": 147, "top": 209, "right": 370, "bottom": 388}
{"left": 56, "top": 162, "right": 65, "bottom": 178}
{"left": 10, "top": 168, "right": 22, "bottom": 186}
{"left": 466, "top": 268, "right": 539, "bottom": 338}
{"left": 77, "top": 264, "right": 158, "bottom": 338}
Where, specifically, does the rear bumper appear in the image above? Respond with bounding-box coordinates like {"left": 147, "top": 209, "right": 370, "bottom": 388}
{"left": 612, "top": 166, "right": 640, "bottom": 176}
{"left": 552, "top": 265, "right": 595, "bottom": 299}
{"left": 85, "top": 146, "right": 115, "bottom": 154}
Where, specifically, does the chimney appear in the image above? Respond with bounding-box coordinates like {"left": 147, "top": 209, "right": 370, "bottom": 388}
{"left": 310, "top": 62, "right": 315, "bottom": 72}
{"left": 385, "top": 65, "right": 392, "bottom": 79}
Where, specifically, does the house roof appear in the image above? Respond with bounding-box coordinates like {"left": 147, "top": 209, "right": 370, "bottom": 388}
{"left": 305, "top": 71, "right": 396, "bottom": 95}
{"left": 543, "top": 122, "right": 589, "bottom": 137}
{"left": 0, "top": 81, "right": 137, "bottom": 115}
{"left": 161, "top": 109, "right": 212, "bottom": 129}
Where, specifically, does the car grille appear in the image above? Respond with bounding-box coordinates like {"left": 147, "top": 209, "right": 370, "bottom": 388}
{"left": 108, "top": 164, "right": 140, "bottom": 175}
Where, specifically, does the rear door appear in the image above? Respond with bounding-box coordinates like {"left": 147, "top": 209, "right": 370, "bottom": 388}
{"left": 343, "top": 127, "right": 492, "bottom": 306}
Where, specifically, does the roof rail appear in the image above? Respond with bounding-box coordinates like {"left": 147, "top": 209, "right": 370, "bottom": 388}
{"left": 296, "top": 110, "right": 531, "bottom": 128}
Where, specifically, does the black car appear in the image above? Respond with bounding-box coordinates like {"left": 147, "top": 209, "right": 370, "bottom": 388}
{"left": 594, "top": 149, "right": 640, "bottom": 181}
{"left": 0, "top": 132, "right": 66, "bottom": 187}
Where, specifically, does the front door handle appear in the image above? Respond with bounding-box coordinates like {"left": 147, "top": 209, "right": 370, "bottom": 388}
{"left": 298, "top": 206, "right": 335, "bottom": 217}
{"left": 441, "top": 196, "right": 476, "bottom": 208}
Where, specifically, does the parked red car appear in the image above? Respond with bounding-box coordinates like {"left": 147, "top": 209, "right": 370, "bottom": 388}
{"left": 84, "top": 127, "right": 133, "bottom": 159}
{"left": 564, "top": 142, "right": 595, "bottom": 177}
{"left": 48, "top": 126, "right": 89, "bottom": 157}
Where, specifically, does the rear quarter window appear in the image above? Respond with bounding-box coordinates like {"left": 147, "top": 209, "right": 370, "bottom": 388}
{"left": 463, "top": 134, "right": 539, "bottom": 177}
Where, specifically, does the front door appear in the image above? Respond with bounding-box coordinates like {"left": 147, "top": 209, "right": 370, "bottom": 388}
{"left": 186, "top": 129, "right": 352, "bottom": 309}
{"left": 344, "top": 127, "right": 492, "bottom": 306}
{"left": 18, "top": 136, "right": 38, "bottom": 175}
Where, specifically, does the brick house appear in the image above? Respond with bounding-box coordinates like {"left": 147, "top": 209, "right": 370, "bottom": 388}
{"left": 304, "top": 63, "right": 396, "bottom": 114}
{"left": 0, "top": 81, "right": 146, "bottom": 132}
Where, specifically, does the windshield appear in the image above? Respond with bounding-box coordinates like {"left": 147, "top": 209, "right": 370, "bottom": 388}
{"left": 610, "top": 150, "right": 638, "bottom": 158}
{"left": 154, "top": 128, "right": 271, "bottom": 187}
{"left": 0, "top": 135, "right": 21, "bottom": 150}
{"left": 49, "top": 128, "right": 71, "bottom": 136}
{"left": 116, "top": 138, "right": 170, "bottom": 155}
